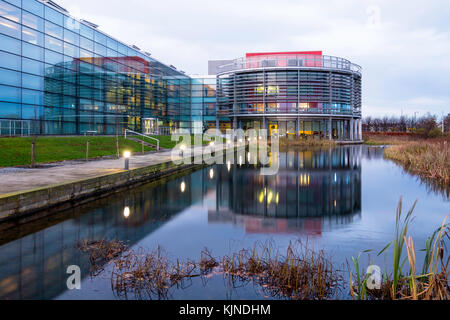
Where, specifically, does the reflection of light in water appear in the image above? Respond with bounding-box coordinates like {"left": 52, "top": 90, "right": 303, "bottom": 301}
{"left": 259, "top": 191, "right": 264, "bottom": 203}
{"left": 247, "top": 152, "right": 251, "bottom": 162}
{"left": 334, "top": 173, "right": 337, "bottom": 182}
{"left": 268, "top": 191, "right": 273, "bottom": 204}
{"left": 334, "top": 200, "right": 337, "bottom": 207}
{"left": 299, "top": 174, "right": 310, "bottom": 186}
{"left": 227, "top": 161, "right": 231, "bottom": 172}
{"left": 239, "top": 156, "right": 243, "bottom": 166}
{"left": 180, "top": 181, "right": 186, "bottom": 193}
{"left": 258, "top": 189, "right": 279, "bottom": 205}
{"left": 209, "top": 168, "right": 214, "bottom": 179}
{"left": 123, "top": 206, "right": 130, "bottom": 218}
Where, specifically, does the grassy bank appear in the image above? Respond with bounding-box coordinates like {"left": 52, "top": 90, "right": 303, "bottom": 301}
{"left": 384, "top": 140, "right": 450, "bottom": 187}
{"left": 363, "top": 133, "right": 450, "bottom": 188}
{"left": 363, "top": 133, "right": 414, "bottom": 146}
{"left": 0, "top": 133, "right": 225, "bottom": 167}
{"left": 0, "top": 136, "right": 154, "bottom": 168}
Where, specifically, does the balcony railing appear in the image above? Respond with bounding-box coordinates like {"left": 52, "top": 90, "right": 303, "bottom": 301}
{"left": 217, "top": 55, "right": 362, "bottom": 75}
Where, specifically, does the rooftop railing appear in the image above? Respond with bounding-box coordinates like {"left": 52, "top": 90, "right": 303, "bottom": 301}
{"left": 217, "top": 55, "right": 362, "bottom": 75}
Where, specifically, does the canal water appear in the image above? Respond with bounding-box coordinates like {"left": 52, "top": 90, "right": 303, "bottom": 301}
{"left": 0, "top": 146, "right": 448, "bottom": 299}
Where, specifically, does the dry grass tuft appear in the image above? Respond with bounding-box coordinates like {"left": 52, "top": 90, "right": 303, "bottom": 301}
{"left": 77, "top": 239, "right": 128, "bottom": 275}
{"left": 384, "top": 140, "right": 450, "bottom": 188}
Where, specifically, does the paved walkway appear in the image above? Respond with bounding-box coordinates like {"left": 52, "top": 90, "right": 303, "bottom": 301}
{"left": 0, "top": 146, "right": 221, "bottom": 195}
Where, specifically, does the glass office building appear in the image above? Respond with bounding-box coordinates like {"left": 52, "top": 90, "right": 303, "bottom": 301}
{"left": 0, "top": 1, "right": 362, "bottom": 139}
{"left": 216, "top": 51, "right": 363, "bottom": 141}
{"left": 0, "top": 0, "right": 190, "bottom": 135}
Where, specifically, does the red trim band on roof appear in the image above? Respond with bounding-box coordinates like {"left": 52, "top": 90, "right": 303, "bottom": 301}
{"left": 246, "top": 51, "right": 322, "bottom": 57}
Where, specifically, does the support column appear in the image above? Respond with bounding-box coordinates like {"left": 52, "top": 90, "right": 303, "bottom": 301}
{"left": 216, "top": 118, "right": 220, "bottom": 133}
{"left": 350, "top": 119, "right": 354, "bottom": 141}
{"left": 328, "top": 117, "right": 332, "bottom": 140}
{"left": 358, "top": 119, "right": 362, "bottom": 141}
{"left": 296, "top": 117, "right": 300, "bottom": 138}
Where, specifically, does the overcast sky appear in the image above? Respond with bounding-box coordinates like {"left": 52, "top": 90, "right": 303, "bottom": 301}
{"left": 56, "top": 0, "right": 450, "bottom": 118}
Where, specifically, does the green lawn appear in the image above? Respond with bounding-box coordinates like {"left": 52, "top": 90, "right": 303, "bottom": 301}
{"left": 0, "top": 136, "right": 154, "bottom": 168}
{"left": 0, "top": 134, "right": 226, "bottom": 167}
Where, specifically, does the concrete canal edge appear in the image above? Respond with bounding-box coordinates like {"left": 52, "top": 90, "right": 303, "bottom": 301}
{"left": 0, "top": 160, "right": 205, "bottom": 223}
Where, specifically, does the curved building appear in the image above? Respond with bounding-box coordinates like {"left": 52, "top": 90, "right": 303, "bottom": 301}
{"left": 216, "top": 51, "right": 362, "bottom": 141}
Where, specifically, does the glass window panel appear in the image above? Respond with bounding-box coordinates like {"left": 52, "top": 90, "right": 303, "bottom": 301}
{"left": 0, "top": 84, "right": 21, "bottom": 103}
{"left": 45, "top": 20, "right": 63, "bottom": 38}
{"left": 118, "top": 43, "right": 127, "bottom": 55}
{"left": 94, "top": 31, "right": 107, "bottom": 45}
{"left": 22, "top": 88, "right": 43, "bottom": 105}
{"left": 22, "top": 73, "right": 44, "bottom": 90}
{"left": 45, "top": 6, "right": 63, "bottom": 25}
{"left": 80, "top": 23, "right": 93, "bottom": 39}
{"left": 22, "top": 11, "right": 44, "bottom": 31}
{"left": 94, "top": 43, "right": 106, "bottom": 56}
{"left": 22, "top": 26, "right": 43, "bottom": 45}
{"left": 62, "top": 95, "right": 76, "bottom": 108}
{"left": 0, "top": 16, "right": 20, "bottom": 38}
{"left": 43, "top": 92, "right": 60, "bottom": 107}
{"left": 22, "top": 42, "right": 44, "bottom": 60}
{"left": 23, "top": 0, "right": 44, "bottom": 16}
{"left": 22, "top": 104, "right": 42, "bottom": 119}
{"left": 4, "top": 0, "right": 20, "bottom": 7}
{"left": 61, "top": 82, "right": 76, "bottom": 96}
{"left": 0, "top": 1, "right": 20, "bottom": 23}
{"left": 44, "top": 77, "right": 61, "bottom": 93}
{"left": 80, "top": 36, "right": 93, "bottom": 51}
{"left": 64, "top": 16, "right": 80, "bottom": 33}
{"left": 106, "top": 37, "right": 118, "bottom": 50}
{"left": 0, "top": 51, "right": 20, "bottom": 71}
{"left": 63, "top": 28, "right": 79, "bottom": 45}
{"left": 0, "top": 67, "right": 20, "bottom": 86}
{"left": 44, "top": 49, "right": 63, "bottom": 65}
{"left": 22, "top": 57, "right": 44, "bottom": 75}
{"left": 0, "top": 101, "right": 20, "bottom": 118}
{"left": 63, "top": 42, "right": 78, "bottom": 57}
{"left": 0, "top": 33, "right": 20, "bottom": 53}
{"left": 80, "top": 48, "right": 93, "bottom": 59}
{"left": 106, "top": 48, "right": 117, "bottom": 57}
{"left": 45, "top": 35, "right": 63, "bottom": 52}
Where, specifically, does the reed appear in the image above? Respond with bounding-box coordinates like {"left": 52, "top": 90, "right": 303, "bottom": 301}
{"left": 384, "top": 140, "right": 450, "bottom": 187}
{"left": 349, "top": 199, "right": 449, "bottom": 300}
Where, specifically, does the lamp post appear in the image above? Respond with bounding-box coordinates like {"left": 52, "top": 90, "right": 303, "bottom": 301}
{"left": 210, "top": 141, "right": 215, "bottom": 157}
{"left": 123, "top": 150, "right": 131, "bottom": 170}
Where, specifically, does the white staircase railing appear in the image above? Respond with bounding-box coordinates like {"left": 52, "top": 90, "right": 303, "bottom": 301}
{"left": 124, "top": 129, "right": 160, "bottom": 151}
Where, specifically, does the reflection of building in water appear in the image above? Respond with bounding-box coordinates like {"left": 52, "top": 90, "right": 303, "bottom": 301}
{"left": 0, "top": 169, "right": 214, "bottom": 300}
{"left": 209, "top": 146, "right": 362, "bottom": 234}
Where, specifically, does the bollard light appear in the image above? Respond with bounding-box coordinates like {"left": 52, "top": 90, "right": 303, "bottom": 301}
{"left": 180, "top": 144, "right": 186, "bottom": 157}
{"left": 210, "top": 141, "right": 215, "bottom": 157}
{"left": 124, "top": 150, "right": 131, "bottom": 170}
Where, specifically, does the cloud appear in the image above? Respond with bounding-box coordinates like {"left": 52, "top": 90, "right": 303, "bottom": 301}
{"left": 56, "top": 0, "right": 450, "bottom": 117}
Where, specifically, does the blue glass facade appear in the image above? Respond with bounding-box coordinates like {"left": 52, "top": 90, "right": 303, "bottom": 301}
{"left": 0, "top": 0, "right": 196, "bottom": 135}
